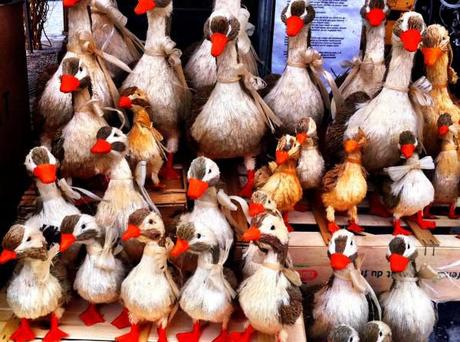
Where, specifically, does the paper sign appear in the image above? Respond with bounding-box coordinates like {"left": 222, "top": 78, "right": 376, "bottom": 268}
{"left": 271, "top": 0, "right": 364, "bottom": 77}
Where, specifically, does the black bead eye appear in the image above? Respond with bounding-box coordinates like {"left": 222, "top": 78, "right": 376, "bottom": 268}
{"left": 148, "top": 219, "right": 154, "bottom": 225}
{"left": 379, "top": 331, "right": 383, "bottom": 337}
{"left": 407, "top": 244, "right": 411, "bottom": 249}
{"left": 197, "top": 233, "right": 201, "bottom": 239}
{"left": 208, "top": 169, "right": 211, "bottom": 174}
{"left": 114, "top": 132, "right": 119, "bottom": 138}
{"left": 270, "top": 225, "right": 275, "bottom": 231}
{"left": 79, "top": 67, "right": 83, "bottom": 72}
{"left": 26, "top": 237, "right": 31, "bottom": 242}
{"left": 81, "top": 224, "right": 86, "bottom": 229}
{"left": 350, "top": 240, "right": 353, "bottom": 245}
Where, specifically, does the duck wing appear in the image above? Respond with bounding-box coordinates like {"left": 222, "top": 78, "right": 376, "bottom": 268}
{"left": 260, "top": 73, "right": 281, "bottom": 98}
{"left": 382, "top": 178, "right": 400, "bottom": 210}
{"left": 279, "top": 284, "right": 303, "bottom": 326}
{"left": 51, "top": 128, "right": 65, "bottom": 163}
{"left": 321, "top": 163, "right": 346, "bottom": 194}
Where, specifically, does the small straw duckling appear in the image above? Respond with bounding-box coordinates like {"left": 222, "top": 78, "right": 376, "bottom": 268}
{"left": 296, "top": 117, "right": 325, "bottom": 191}
{"left": 321, "top": 129, "right": 368, "bottom": 233}
{"left": 118, "top": 86, "right": 166, "bottom": 188}
{"left": 232, "top": 210, "right": 302, "bottom": 342}
{"left": 257, "top": 134, "right": 303, "bottom": 231}
{"left": 115, "top": 209, "right": 179, "bottom": 342}
{"left": 58, "top": 214, "right": 125, "bottom": 326}
{"left": 170, "top": 222, "right": 236, "bottom": 342}
{"left": 328, "top": 324, "right": 360, "bottom": 342}
{"left": 360, "top": 321, "right": 392, "bottom": 342}
{"left": 309, "top": 230, "right": 381, "bottom": 340}
{"left": 382, "top": 131, "right": 436, "bottom": 235}
{"left": 0, "top": 225, "right": 71, "bottom": 342}
{"left": 380, "top": 235, "right": 436, "bottom": 341}
{"left": 425, "top": 113, "right": 460, "bottom": 219}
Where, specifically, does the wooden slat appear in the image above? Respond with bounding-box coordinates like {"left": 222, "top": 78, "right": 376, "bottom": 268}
{"left": 310, "top": 202, "right": 332, "bottom": 245}
{"left": 405, "top": 220, "right": 440, "bottom": 247}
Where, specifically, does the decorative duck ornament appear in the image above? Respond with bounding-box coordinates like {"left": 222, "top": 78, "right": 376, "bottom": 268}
{"left": 309, "top": 230, "right": 381, "bottom": 340}
{"left": 265, "top": 0, "right": 339, "bottom": 132}
{"left": 171, "top": 222, "right": 236, "bottom": 342}
{"left": 59, "top": 214, "right": 125, "bottom": 326}
{"left": 122, "top": 0, "right": 190, "bottom": 180}
{"left": 190, "top": 8, "right": 280, "bottom": 197}
{"left": 425, "top": 113, "right": 460, "bottom": 219}
{"left": 0, "top": 225, "right": 71, "bottom": 342}
{"left": 336, "top": 0, "right": 388, "bottom": 109}
{"left": 118, "top": 86, "right": 166, "bottom": 188}
{"left": 321, "top": 129, "right": 368, "bottom": 233}
{"left": 185, "top": 0, "right": 258, "bottom": 88}
{"left": 115, "top": 208, "right": 179, "bottom": 342}
{"left": 344, "top": 11, "right": 429, "bottom": 171}
{"left": 382, "top": 131, "right": 435, "bottom": 235}
{"left": 421, "top": 24, "right": 460, "bottom": 156}
{"left": 296, "top": 117, "right": 325, "bottom": 191}
{"left": 232, "top": 210, "right": 302, "bottom": 342}
{"left": 256, "top": 134, "right": 304, "bottom": 231}
{"left": 328, "top": 324, "right": 360, "bottom": 342}
{"left": 380, "top": 235, "right": 436, "bottom": 341}
{"left": 360, "top": 321, "right": 392, "bottom": 342}
{"left": 23, "top": 146, "right": 80, "bottom": 243}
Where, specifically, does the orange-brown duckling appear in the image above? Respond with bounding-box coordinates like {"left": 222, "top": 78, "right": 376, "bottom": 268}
{"left": 118, "top": 86, "right": 166, "bottom": 188}
{"left": 321, "top": 129, "right": 368, "bottom": 233}
{"left": 256, "top": 134, "right": 303, "bottom": 231}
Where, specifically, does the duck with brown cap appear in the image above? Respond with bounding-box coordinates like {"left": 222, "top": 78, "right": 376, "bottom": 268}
{"left": 171, "top": 222, "right": 236, "bottom": 342}
{"left": 0, "top": 225, "right": 71, "bottom": 342}
{"left": 113, "top": 208, "right": 179, "bottom": 342}
{"left": 360, "top": 321, "right": 392, "bottom": 342}
{"left": 421, "top": 24, "right": 460, "bottom": 156}
{"left": 122, "top": 0, "right": 190, "bottom": 181}
{"left": 309, "top": 230, "right": 381, "bottom": 340}
{"left": 380, "top": 235, "right": 436, "bottom": 341}
{"left": 59, "top": 214, "right": 125, "bottom": 327}
{"left": 328, "top": 324, "right": 360, "bottom": 342}
{"left": 382, "top": 131, "right": 436, "bottom": 235}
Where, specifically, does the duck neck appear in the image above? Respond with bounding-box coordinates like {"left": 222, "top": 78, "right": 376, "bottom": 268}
{"left": 140, "top": 241, "right": 167, "bottom": 272}
{"left": 405, "top": 153, "right": 420, "bottom": 166}
{"left": 67, "top": 0, "right": 92, "bottom": 46}
{"left": 216, "top": 41, "right": 240, "bottom": 80}
{"left": 145, "top": 9, "right": 169, "bottom": 51}
{"left": 133, "top": 107, "right": 152, "bottom": 125}
{"left": 108, "top": 157, "right": 132, "bottom": 180}
{"left": 363, "top": 25, "right": 385, "bottom": 63}
{"left": 85, "top": 239, "right": 103, "bottom": 255}
{"left": 262, "top": 249, "right": 282, "bottom": 266}
{"left": 23, "top": 258, "right": 51, "bottom": 282}
{"left": 35, "top": 181, "right": 63, "bottom": 202}
{"left": 385, "top": 45, "right": 415, "bottom": 89}
{"left": 277, "top": 159, "right": 298, "bottom": 174}
{"left": 425, "top": 52, "right": 449, "bottom": 86}
{"left": 393, "top": 261, "right": 417, "bottom": 281}
{"left": 213, "top": 0, "right": 240, "bottom": 14}
{"left": 346, "top": 151, "right": 362, "bottom": 165}
{"left": 287, "top": 26, "right": 310, "bottom": 65}
{"left": 441, "top": 132, "right": 458, "bottom": 151}
{"left": 195, "top": 187, "right": 218, "bottom": 206}
{"left": 72, "top": 87, "right": 92, "bottom": 111}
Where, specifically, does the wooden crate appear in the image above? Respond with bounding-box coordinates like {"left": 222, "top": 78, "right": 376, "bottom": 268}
{"left": 0, "top": 293, "right": 306, "bottom": 342}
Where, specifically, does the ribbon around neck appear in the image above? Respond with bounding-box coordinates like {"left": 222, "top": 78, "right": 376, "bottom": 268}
{"left": 339, "top": 56, "right": 383, "bottom": 93}
{"left": 262, "top": 262, "right": 302, "bottom": 287}
{"left": 384, "top": 156, "right": 435, "bottom": 182}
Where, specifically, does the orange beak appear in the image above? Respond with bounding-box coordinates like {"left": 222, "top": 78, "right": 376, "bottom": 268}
{"left": 400, "top": 29, "right": 422, "bottom": 52}
{"left": 241, "top": 226, "right": 261, "bottom": 242}
{"left": 134, "top": 0, "right": 155, "bottom": 15}
{"left": 122, "top": 224, "right": 141, "bottom": 241}
{"left": 60, "top": 74, "right": 80, "bottom": 93}
{"left": 330, "top": 253, "right": 351, "bottom": 270}
{"left": 59, "top": 233, "right": 76, "bottom": 252}
{"left": 248, "top": 202, "right": 266, "bottom": 217}
{"left": 33, "top": 164, "right": 57, "bottom": 184}
{"left": 63, "top": 0, "right": 80, "bottom": 8}
{"left": 286, "top": 16, "right": 304, "bottom": 37}
{"left": 344, "top": 139, "right": 359, "bottom": 154}
{"left": 438, "top": 125, "right": 449, "bottom": 137}
{"left": 0, "top": 249, "right": 17, "bottom": 264}
{"left": 296, "top": 132, "right": 308, "bottom": 144}
{"left": 170, "top": 239, "right": 189, "bottom": 258}
{"left": 366, "top": 8, "right": 386, "bottom": 27}
{"left": 422, "top": 47, "right": 443, "bottom": 67}
{"left": 91, "top": 139, "right": 112, "bottom": 154}
{"left": 187, "top": 178, "right": 209, "bottom": 200}
{"left": 388, "top": 253, "right": 410, "bottom": 273}
{"left": 118, "top": 96, "right": 132, "bottom": 109}
{"left": 276, "top": 150, "right": 289, "bottom": 165}
{"left": 210, "top": 33, "right": 228, "bottom": 57}
{"left": 401, "top": 144, "right": 415, "bottom": 159}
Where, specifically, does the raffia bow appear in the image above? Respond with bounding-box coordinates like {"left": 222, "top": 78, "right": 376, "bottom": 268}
{"left": 384, "top": 156, "right": 435, "bottom": 182}
{"left": 262, "top": 262, "right": 302, "bottom": 286}
{"left": 339, "top": 56, "right": 381, "bottom": 92}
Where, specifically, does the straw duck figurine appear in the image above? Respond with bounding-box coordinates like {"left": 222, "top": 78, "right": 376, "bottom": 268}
{"left": 264, "top": 0, "right": 336, "bottom": 133}
{"left": 0, "top": 225, "right": 71, "bottom": 342}
{"left": 360, "top": 321, "right": 392, "bottom": 342}
{"left": 171, "top": 222, "right": 236, "bottom": 342}
{"left": 185, "top": 0, "right": 258, "bottom": 88}
{"left": 190, "top": 8, "right": 280, "bottom": 197}
{"left": 425, "top": 114, "right": 460, "bottom": 219}
{"left": 118, "top": 86, "right": 166, "bottom": 188}
{"left": 58, "top": 214, "right": 125, "bottom": 326}
{"left": 232, "top": 210, "right": 302, "bottom": 342}
{"left": 382, "top": 131, "right": 435, "bottom": 235}
{"left": 122, "top": 0, "right": 190, "bottom": 180}
{"left": 296, "top": 117, "right": 325, "bottom": 191}
{"left": 336, "top": 0, "right": 388, "bottom": 108}
{"left": 421, "top": 24, "right": 460, "bottom": 156}
{"left": 344, "top": 11, "right": 429, "bottom": 172}
{"left": 380, "top": 235, "right": 436, "bottom": 341}
{"left": 256, "top": 134, "right": 303, "bottom": 231}
{"left": 328, "top": 325, "right": 360, "bottom": 342}
{"left": 321, "top": 129, "right": 368, "bottom": 234}
{"left": 115, "top": 208, "right": 180, "bottom": 342}
{"left": 309, "top": 230, "right": 381, "bottom": 340}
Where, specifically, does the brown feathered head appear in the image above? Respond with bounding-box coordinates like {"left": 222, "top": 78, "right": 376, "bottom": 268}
{"left": 281, "top": 0, "right": 315, "bottom": 37}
